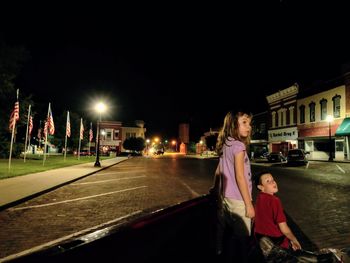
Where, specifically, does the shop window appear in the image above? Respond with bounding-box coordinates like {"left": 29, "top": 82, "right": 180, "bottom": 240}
{"left": 309, "top": 102, "right": 315, "bottom": 122}
{"left": 332, "top": 95, "right": 341, "bottom": 118}
{"left": 106, "top": 131, "right": 112, "bottom": 141}
{"left": 336, "top": 141, "right": 343, "bottom": 152}
{"left": 299, "top": 105, "right": 305, "bottom": 124}
{"left": 320, "top": 99, "right": 327, "bottom": 120}
{"left": 260, "top": 123, "right": 266, "bottom": 133}
{"left": 313, "top": 141, "right": 329, "bottom": 151}
{"left": 126, "top": 132, "right": 136, "bottom": 139}
{"left": 114, "top": 130, "right": 120, "bottom": 140}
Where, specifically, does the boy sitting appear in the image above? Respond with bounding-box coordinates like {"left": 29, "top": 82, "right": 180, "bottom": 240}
{"left": 254, "top": 171, "right": 301, "bottom": 251}
{"left": 254, "top": 171, "right": 341, "bottom": 262}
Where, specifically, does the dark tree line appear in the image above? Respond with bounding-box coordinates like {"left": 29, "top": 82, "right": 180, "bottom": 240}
{"left": 122, "top": 137, "right": 145, "bottom": 153}
{"left": 0, "top": 42, "right": 95, "bottom": 158}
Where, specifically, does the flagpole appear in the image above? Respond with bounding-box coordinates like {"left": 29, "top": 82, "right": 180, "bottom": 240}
{"left": 8, "top": 89, "right": 19, "bottom": 172}
{"left": 64, "top": 111, "right": 69, "bottom": 161}
{"left": 38, "top": 120, "right": 42, "bottom": 157}
{"left": 88, "top": 122, "right": 92, "bottom": 156}
{"left": 78, "top": 118, "right": 82, "bottom": 160}
{"left": 24, "top": 104, "right": 31, "bottom": 162}
{"left": 43, "top": 103, "right": 50, "bottom": 165}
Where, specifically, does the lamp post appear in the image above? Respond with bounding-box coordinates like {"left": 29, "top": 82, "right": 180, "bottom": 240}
{"left": 172, "top": 140, "right": 176, "bottom": 152}
{"left": 326, "top": 115, "right": 334, "bottom": 161}
{"left": 146, "top": 139, "right": 150, "bottom": 155}
{"left": 94, "top": 102, "right": 106, "bottom": 167}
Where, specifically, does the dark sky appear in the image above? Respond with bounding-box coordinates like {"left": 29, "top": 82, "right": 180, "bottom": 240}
{"left": 2, "top": 2, "right": 350, "bottom": 141}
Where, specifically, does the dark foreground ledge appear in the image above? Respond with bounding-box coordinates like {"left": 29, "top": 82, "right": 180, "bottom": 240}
{"left": 10, "top": 195, "right": 217, "bottom": 262}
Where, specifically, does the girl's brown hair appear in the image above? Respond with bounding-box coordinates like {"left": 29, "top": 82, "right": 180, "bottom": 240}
{"left": 215, "top": 111, "right": 252, "bottom": 156}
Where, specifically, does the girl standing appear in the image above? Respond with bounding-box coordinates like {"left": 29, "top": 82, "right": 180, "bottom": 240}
{"left": 215, "top": 111, "right": 254, "bottom": 262}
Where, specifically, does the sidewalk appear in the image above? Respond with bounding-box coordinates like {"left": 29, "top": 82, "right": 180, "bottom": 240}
{"left": 0, "top": 157, "right": 129, "bottom": 210}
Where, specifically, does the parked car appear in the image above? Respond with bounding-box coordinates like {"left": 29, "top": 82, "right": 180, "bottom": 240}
{"left": 267, "top": 152, "right": 286, "bottom": 162}
{"left": 287, "top": 149, "right": 309, "bottom": 165}
{"left": 74, "top": 150, "right": 94, "bottom": 156}
{"left": 154, "top": 149, "right": 164, "bottom": 155}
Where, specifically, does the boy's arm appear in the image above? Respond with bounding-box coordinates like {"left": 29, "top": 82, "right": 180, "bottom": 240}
{"left": 278, "top": 222, "right": 302, "bottom": 250}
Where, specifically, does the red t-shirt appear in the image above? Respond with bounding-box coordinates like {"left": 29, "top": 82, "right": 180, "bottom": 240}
{"left": 254, "top": 192, "right": 289, "bottom": 248}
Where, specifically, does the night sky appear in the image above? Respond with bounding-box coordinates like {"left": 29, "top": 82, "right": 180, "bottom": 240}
{"left": 2, "top": 2, "right": 350, "bottom": 141}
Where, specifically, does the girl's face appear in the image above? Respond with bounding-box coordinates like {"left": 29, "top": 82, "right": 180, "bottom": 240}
{"left": 238, "top": 114, "right": 251, "bottom": 138}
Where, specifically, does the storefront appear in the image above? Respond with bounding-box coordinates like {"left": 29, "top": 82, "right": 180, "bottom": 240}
{"left": 268, "top": 127, "right": 298, "bottom": 156}
{"left": 335, "top": 117, "right": 350, "bottom": 160}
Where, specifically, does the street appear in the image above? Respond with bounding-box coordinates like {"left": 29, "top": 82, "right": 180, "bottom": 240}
{"left": 0, "top": 156, "right": 349, "bottom": 260}
{"left": 252, "top": 160, "right": 350, "bottom": 250}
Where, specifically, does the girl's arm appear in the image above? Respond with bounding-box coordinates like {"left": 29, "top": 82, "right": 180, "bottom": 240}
{"left": 234, "top": 152, "right": 255, "bottom": 218}
{"left": 278, "top": 222, "right": 302, "bottom": 250}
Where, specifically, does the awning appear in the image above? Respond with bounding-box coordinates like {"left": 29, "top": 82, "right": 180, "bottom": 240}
{"left": 335, "top": 117, "right": 350, "bottom": 136}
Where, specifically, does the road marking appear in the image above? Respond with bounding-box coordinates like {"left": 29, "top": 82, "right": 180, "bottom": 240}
{"left": 9, "top": 186, "right": 148, "bottom": 211}
{"left": 72, "top": 175, "right": 146, "bottom": 185}
{"left": 98, "top": 170, "right": 145, "bottom": 175}
{"left": 336, "top": 164, "right": 346, "bottom": 174}
{"left": 306, "top": 162, "right": 310, "bottom": 169}
{"left": 180, "top": 181, "right": 200, "bottom": 197}
{"left": 0, "top": 210, "right": 143, "bottom": 263}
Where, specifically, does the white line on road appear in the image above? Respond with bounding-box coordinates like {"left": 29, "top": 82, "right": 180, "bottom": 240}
{"left": 306, "top": 162, "right": 310, "bottom": 169}
{"left": 9, "top": 186, "right": 148, "bottom": 211}
{"left": 72, "top": 175, "right": 146, "bottom": 185}
{"left": 97, "top": 170, "right": 145, "bottom": 175}
{"left": 336, "top": 164, "right": 346, "bottom": 174}
{"left": 180, "top": 181, "right": 200, "bottom": 197}
{"left": 0, "top": 210, "right": 143, "bottom": 263}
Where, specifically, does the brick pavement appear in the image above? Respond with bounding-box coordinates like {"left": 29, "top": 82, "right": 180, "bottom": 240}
{"left": 1, "top": 155, "right": 349, "bottom": 261}
{"left": 0, "top": 157, "right": 129, "bottom": 210}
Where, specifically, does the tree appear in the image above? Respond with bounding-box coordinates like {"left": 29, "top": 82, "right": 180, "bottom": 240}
{"left": 205, "top": 134, "right": 218, "bottom": 151}
{"left": 123, "top": 137, "right": 145, "bottom": 153}
{"left": 0, "top": 42, "right": 31, "bottom": 158}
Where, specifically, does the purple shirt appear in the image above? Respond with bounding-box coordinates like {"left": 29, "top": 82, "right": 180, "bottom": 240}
{"left": 219, "top": 137, "right": 252, "bottom": 200}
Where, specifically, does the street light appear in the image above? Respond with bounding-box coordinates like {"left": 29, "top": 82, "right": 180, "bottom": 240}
{"left": 172, "top": 140, "right": 177, "bottom": 152}
{"left": 326, "top": 115, "right": 334, "bottom": 161}
{"left": 146, "top": 139, "right": 150, "bottom": 155}
{"left": 94, "top": 102, "right": 106, "bottom": 167}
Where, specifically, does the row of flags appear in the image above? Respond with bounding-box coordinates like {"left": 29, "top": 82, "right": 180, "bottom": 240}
{"left": 9, "top": 101, "right": 94, "bottom": 141}
{"left": 64, "top": 112, "right": 93, "bottom": 141}
{"left": 8, "top": 90, "right": 95, "bottom": 169}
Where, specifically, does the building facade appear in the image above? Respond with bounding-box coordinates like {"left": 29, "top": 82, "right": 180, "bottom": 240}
{"left": 99, "top": 121, "right": 123, "bottom": 154}
{"left": 250, "top": 111, "right": 269, "bottom": 158}
{"left": 266, "top": 84, "right": 299, "bottom": 156}
{"left": 297, "top": 85, "right": 345, "bottom": 160}
{"left": 98, "top": 120, "right": 146, "bottom": 154}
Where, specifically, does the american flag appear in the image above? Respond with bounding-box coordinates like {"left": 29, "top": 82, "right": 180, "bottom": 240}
{"left": 29, "top": 115, "right": 33, "bottom": 135}
{"left": 80, "top": 118, "right": 84, "bottom": 140}
{"left": 47, "top": 107, "right": 55, "bottom": 135}
{"left": 9, "top": 101, "right": 20, "bottom": 131}
{"left": 89, "top": 122, "right": 93, "bottom": 142}
{"left": 44, "top": 106, "right": 55, "bottom": 136}
{"left": 43, "top": 121, "right": 48, "bottom": 137}
{"left": 66, "top": 111, "right": 71, "bottom": 138}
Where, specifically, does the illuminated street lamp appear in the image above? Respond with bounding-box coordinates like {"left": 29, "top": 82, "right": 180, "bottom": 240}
{"left": 172, "top": 140, "right": 177, "bottom": 152}
{"left": 326, "top": 115, "right": 334, "bottom": 161}
{"left": 94, "top": 102, "right": 106, "bottom": 167}
{"left": 146, "top": 139, "right": 150, "bottom": 155}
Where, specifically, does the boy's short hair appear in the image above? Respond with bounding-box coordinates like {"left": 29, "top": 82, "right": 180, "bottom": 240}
{"left": 254, "top": 171, "right": 271, "bottom": 189}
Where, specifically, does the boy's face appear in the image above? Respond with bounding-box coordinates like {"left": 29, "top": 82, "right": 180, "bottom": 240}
{"left": 258, "top": 173, "right": 278, "bottom": 195}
